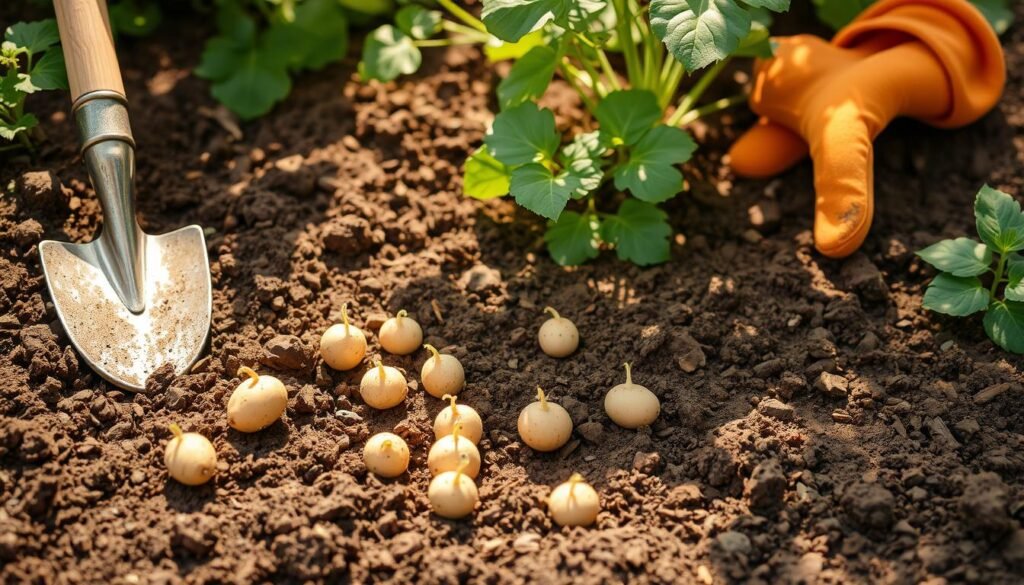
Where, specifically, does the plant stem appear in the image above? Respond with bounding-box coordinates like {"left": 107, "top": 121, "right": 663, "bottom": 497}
{"left": 559, "top": 62, "right": 598, "bottom": 112}
{"left": 675, "top": 93, "right": 747, "bottom": 126}
{"left": 667, "top": 58, "right": 730, "bottom": 126}
{"left": 414, "top": 37, "right": 479, "bottom": 48}
{"left": 612, "top": 0, "right": 642, "bottom": 88}
{"left": 569, "top": 44, "right": 608, "bottom": 97}
{"left": 658, "top": 59, "right": 685, "bottom": 107}
{"left": 441, "top": 20, "right": 490, "bottom": 42}
{"left": 437, "top": 0, "right": 489, "bottom": 34}
{"left": 992, "top": 253, "right": 1007, "bottom": 297}
{"left": 594, "top": 46, "right": 622, "bottom": 92}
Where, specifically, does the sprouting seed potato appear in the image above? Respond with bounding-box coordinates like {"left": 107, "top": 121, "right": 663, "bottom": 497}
{"left": 604, "top": 362, "right": 660, "bottom": 429}
{"left": 227, "top": 366, "right": 288, "bottom": 433}
{"left": 421, "top": 344, "right": 465, "bottom": 398}
{"left": 428, "top": 455, "right": 479, "bottom": 519}
{"left": 164, "top": 423, "right": 217, "bottom": 486}
{"left": 538, "top": 306, "right": 579, "bottom": 358}
{"left": 517, "top": 387, "right": 573, "bottom": 452}
{"left": 320, "top": 302, "right": 367, "bottom": 371}
{"left": 363, "top": 432, "right": 410, "bottom": 478}
{"left": 359, "top": 361, "right": 408, "bottom": 409}
{"left": 427, "top": 423, "right": 481, "bottom": 478}
{"left": 434, "top": 394, "right": 483, "bottom": 444}
{"left": 379, "top": 310, "right": 423, "bottom": 355}
{"left": 548, "top": 473, "right": 600, "bottom": 527}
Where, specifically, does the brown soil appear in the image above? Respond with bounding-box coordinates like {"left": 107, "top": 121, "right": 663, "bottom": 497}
{"left": 3, "top": 4, "right": 1024, "bottom": 584}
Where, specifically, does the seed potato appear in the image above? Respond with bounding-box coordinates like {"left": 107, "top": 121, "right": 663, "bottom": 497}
{"left": 421, "top": 344, "right": 465, "bottom": 398}
{"left": 428, "top": 457, "right": 478, "bottom": 519}
{"left": 517, "top": 387, "right": 573, "bottom": 452}
{"left": 363, "top": 432, "right": 410, "bottom": 478}
{"left": 433, "top": 394, "right": 483, "bottom": 444}
{"left": 227, "top": 367, "right": 288, "bottom": 433}
{"left": 538, "top": 306, "right": 579, "bottom": 358}
{"left": 379, "top": 310, "right": 423, "bottom": 355}
{"left": 548, "top": 473, "right": 600, "bottom": 527}
{"left": 164, "top": 424, "right": 217, "bottom": 486}
{"left": 604, "top": 363, "right": 660, "bottom": 429}
{"left": 427, "top": 423, "right": 481, "bottom": 478}
{"left": 359, "top": 361, "right": 408, "bottom": 409}
{"left": 320, "top": 303, "right": 367, "bottom": 371}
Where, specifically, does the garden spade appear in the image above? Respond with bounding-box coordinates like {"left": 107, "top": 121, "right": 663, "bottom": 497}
{"left": 39, "top": 0, "right": 211, "bottom": 391}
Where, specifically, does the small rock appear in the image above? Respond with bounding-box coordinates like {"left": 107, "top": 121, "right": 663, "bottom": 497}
{"left": 294, "top": 385, "right": 317, "bottom": 414}
{"left": 815, "top": 372, "right": 848, "bottom": 397}
{"left": 753, "top": 358, "right": 785, "bottom": 379}
{"left": 576, "top": 421, "right": 604, "bottom": 444}
{"left": 748, "top": 199, "right": 781, "bottom": 233}
{"left": 457, "top": 264, "right": 503, "bottom": 292}
{"left": 960, "top": 472, "right": 1012, "bottom": 538}
{"left": 365, "top": 312, "right": 389, "bottom": 330}
{"left": 322, "top": 216, "right": 374, "bottom": 255}
{"left": 335, "top": 410, "right": 363, "bottom": 425}
{"left": 145, "top": 363, "right": 176, "bottom": 396}
{"left": 633, "top": 451, "right": 661, "bottom": 474}
{"left": 745, "top": 458, "right": 786, "bottom": 512}
{"left": 856, "top": 331, "right": 880, "bottom": 352}
{"left": 676, "top": 332, "right": 706, "bottom": 373}
{"left": 841, "top": 253, "right": 888, "bottom": 302}
{"left": 715, "top": 531, "right": 751, "bottom": 556}
{"left": 261, "top": 335, "right": 313, "bottom": 370}
{"left": 757, "top": 398, "right": 794, "bottom": 421}
{"left": 841, "top": 481, "right": 895, "bottom": 531}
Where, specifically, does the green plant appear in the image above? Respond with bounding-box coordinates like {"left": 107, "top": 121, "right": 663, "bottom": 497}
{"left": 360, "top": 0, "right": 790, "bottom": 265}
{"left": 195, "top": 0, "right": 382, "bottom": 119}
{"left": 917, "top": 186, "right": 1024, "bottom": 354}
{"left": 1, "top": 18, "right": 68, "bottom": 153}
{"left": 812, "top": 0, "right": 1014, "bottom": 34}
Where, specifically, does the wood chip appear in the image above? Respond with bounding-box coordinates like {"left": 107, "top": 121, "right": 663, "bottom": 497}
{"left": 973, "top": 382, "right": 1016, "bottom": 404}
{"left": 831, "top": 410, "right": 854, "bottom": 424}
{"left": 197, "top": 105, "right": 242, "bottom": 140}
{"left": 925, "top": 417, "right": 960, "bottom": 448}
{"left": 430, "top": 299, "right": 444, "bottom": 324}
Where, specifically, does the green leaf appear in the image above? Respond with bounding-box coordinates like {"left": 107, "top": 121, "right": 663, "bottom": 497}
{"left": 734, "top": 21, "right": 773, "bottom": 59}
{"left": 216, "top": 2, "right": 257, "bottom": 45}
{"left": 742, "top": 0, "right": 790, "bottom": 10}
{"left": 481, "top": 0, "right": 564, "bottom": 42}
{"left": 922, "top": 273, "right": 990, "bottom": 317}
{"left": 562, "top": 0, "right": 608, "bottom": 32}
{"left": 650, "top": 0, "right": 751, "bottom": 71}
{"left": 210, "top": 48, "right": 292, "bottom": 120}
{"left": 463, "top": 147, "right": 511, "bottom": 200}
{"left": 396, "top": 5, "right": 443, "bottom": 40}
{"left": 109, "top": 1, "right": 163, "bottom": 37}
{"left": 811, "top": 0, "right": 873, "bottom": 30}
{"left": 916, "top": 238, "right": 992, "bottom": 277}
{"left": 497, "top": 45, "right": 557, "bottom": 109}
{"left": 972, "top": 0, "right": 1014, "bottom": 35}
{"left": 595, "top": 89, "right": 660, "bottom": 147}
{"left": 545, "top": 210, "right": 600, "bottom": 266}
{"left": 600, "top": 199, "right": 672, "bottom": 265}
{"left": 614, "top": 125, "right": 696, "bottom": 203}
{"left": 509, "top": 163, "right": 580, "bottom": 220}
{"left": 5, "top": 20, "right": 60, "bottom": 55}
{"left": 359, "top": 25, "right": 422, "bottom": 82}
{"left": 339, "top": 0, "right": 394, "bottom": 15}
{"left": 0, "top": 113, "right": 37, "bottom": 141}
{"left": 975, "top": 185, "right": 1024, "bottom": 254}
{"left": 0, "top": 70, "right": 24, "bottom": 108}
{"left": 28, "top": 49, "right": 68, "bottom": 91}
{"left": 264, "top": 0, "right": 349, "bottom": 71}
{"left": 559, "top": 130, "right": 605, "bottom": 199}
{"left": 984, "top": 300, "right": 1024, "bottom": 353}
{"left": 485, "top": 102, "right": 560, "bottom": 166}
{"left": 484, "top": 29, "right": 547, "bottom": 62}
{"left": 13, "top": 71, "right": 39, "bottom": 94}
{"left": 1004, "top": 255, "right": 1024, "bottom": 301}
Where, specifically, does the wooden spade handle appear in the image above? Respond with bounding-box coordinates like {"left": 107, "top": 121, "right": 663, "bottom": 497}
{"left": 53, "top": 0, "right": 125, "bottom": 101}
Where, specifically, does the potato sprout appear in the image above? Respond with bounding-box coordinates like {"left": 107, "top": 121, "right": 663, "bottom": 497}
{"left": 164, "top": 423, "right": 217, "bottom": 486}
{"left": 604, "top": 363, "right": 660, "bottom": 429}
{"left": 227, "top": 366, "right": 288, "bottom": 433}
{"left": 320, "top": 303, "right": 367, "bottom": 371}
{"left": 420, "top": 344, "right": 465, "bottom": 398}
{"left": 428, "top": 455, "right": 479, "bottom": 519}
{"left": 433, "top": 394, "right": 483, "bottom": 445}
{"left": 427, "top": 422, "right": 481, "bottom": 479}
{"left": 548, "top": 473, "right": 600, "bottom": 527}
{"left": 517, "top": 387, "right": 573, "bottom": 452}
{"left": 538, "top": 306, "right": 579, "bottom": 358}
{"left": 379, "top": 310, "right": 423, "bottom": 355}
{"left": 363, "top": 432, "right": 410, "bottom": 478}
{"left": 359, "top": 361, "right": 408, "bottom": 409}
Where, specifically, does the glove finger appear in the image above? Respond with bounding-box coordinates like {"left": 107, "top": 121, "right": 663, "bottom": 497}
{"left": 728, "top": 118, "right": 809, "bottom": 179}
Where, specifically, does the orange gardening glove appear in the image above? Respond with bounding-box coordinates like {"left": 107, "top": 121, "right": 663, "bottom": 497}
{"left": 728, "top": 0, "right": 1005, "bottom": 258}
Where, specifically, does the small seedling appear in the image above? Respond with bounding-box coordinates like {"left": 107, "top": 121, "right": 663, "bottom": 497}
{"left": 164, "top": 423, "right": 217, "bottom": 486}
{"left": 320, "top": 303, "right": 367, "bottom": 371}
{"left": 428, "top": 454, "right": 479, "bottom": 519}
{"left": 379, "top": 310, "right": 423, "bottom": 355}
{"left": 604, "top": 363, "right": 660, "bottom": 429}
{"left": 363, "top": 432, "right": 410, "bottom": 478}
{"left": 421, "top": 344, "right": 465, "bottom": 398}
{"left": 1, "top": 19, "right": 69, "bottom": 153}
{"left": 427, "top": 422, "right": 481, "bottom": 479}
{"left": 517, "top": 387, "right": 573, "bottom": 452}
{"left": 359, "top": 361, "right": 408, "bottom": 409}
{"left": 227, "top": 366, "right": 288, "bottom": 433}
{"left": 538, "top": 306, "right": 579, "bottom": 358}
{"left": 548, "top": 473, "right": 600, "bottom": 528}
{"left": 434, "top": 394, "right": 483, "bottom": 445}
{"left": 917, "top": 185, "right": 1024, "bottom": 354}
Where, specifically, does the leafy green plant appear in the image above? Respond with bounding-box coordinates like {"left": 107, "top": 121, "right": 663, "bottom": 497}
{"left": 360, "top": 0, "right": 790, "bottom": 266}
{"left": 812, "top": 0, "right": 1014, "bottom": 34}
{"left": 917, "top": 186, "right": 1024, "bottom": 354}
{"left": 196, "top": 0, "right": 380, "bottom": 119}
{"left": 1, "top": 19, "right": 68, "bottom": 153}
